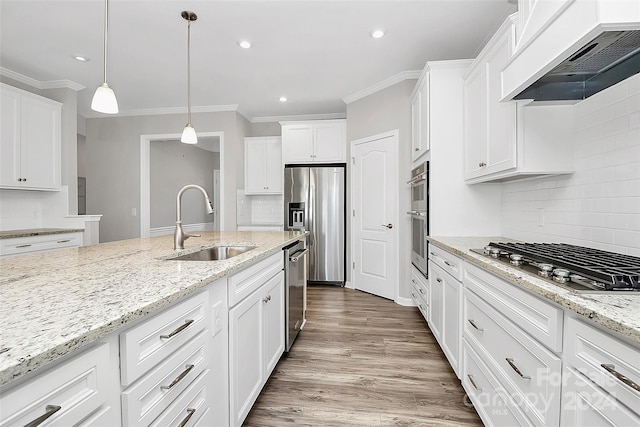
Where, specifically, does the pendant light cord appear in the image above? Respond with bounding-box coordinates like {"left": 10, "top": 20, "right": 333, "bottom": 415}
{"left": 187, "top": 18, "right": 192, "bottom": 125}
{"left": 103, "top": 0, "right": 109, "bottom": 83}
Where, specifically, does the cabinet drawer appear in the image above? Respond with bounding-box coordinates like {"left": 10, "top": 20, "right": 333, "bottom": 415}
{"left": 464, "top": 261, "right": 563, "bottom": 352}
{"left": 464, "top": 290, "right": 561, "bottom": 427}
{"left": 228, "top": 251, "right": 282, "bottom": 307}
{"left": 462, "top": 339, "right": 533, "bottom": 427}
{"left": 0, "top": 232, "right": 82, "bottom": 256}
{"left": 564, "top": 316, "right": 640, "bottom": 416}
{"left": 410, "top": 266, "right": 429, "bottom": 306}
{"left": 149, "top": 369, "right": 210, "bottom": 427}
{"left": 122, "top": 331, "right": 208, "bottom": 427}
{"left": 0, "top": 343, "right": 109, "bottom": 427}
{"left": 561, "top": 367, "right": 640, "bottom": 426}
{"left": 120, "top": 291, "right": 209, "bottom": 386}
{"left": 428, "top": 244, "right": 462, "bottom": 281}
{"left": 410, "top": 281, "right": 428, "bottom": 321}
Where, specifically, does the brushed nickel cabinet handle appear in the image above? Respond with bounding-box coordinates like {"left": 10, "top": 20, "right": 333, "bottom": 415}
{"left": 160, "top": 319, "right": 194, "bottom": 339}
{"left": 601, "top": 364, "right": 640, "bottom": 393}
{"left": 412, "top": 292, "right": 417, "bottom": 299}
{"left": 57, "top": 239, "right": 71, "bottom": 244}
{"left": 467, "top": 374, "right": 481, "bottom": 392}
{"left": 16, "top": 244, "right": 32, "bottom": 248}
{"left": 411, "top": 279, "right": 417, "bottom": 284}
{"left": 418, "top": 304, "right": 425, "bottom": 311}
{"left": 436, "top": 277, "right": 442, "bottom": 283}
{"left": 506, "top": 358, "right": 531, "bottom": 380}
{"left": 418, "top": 288, "right": 425, "bottom": 295}
{"left": 178, "top": 408, "right": 196, "bottom": 427}
{"left": 444, "top": 260, "right": 454, "bottom": 267}
{"left": 24, "top": 405, "right": 62, "bottom": 427}
{"left": 430, "top": 251, "right": 436, "bottom": 256}
{"left": 468, "top": 319, "right": 483, "bottom": 332}
{"left": 160, "top": 364, "right": 194, "bottom": 390}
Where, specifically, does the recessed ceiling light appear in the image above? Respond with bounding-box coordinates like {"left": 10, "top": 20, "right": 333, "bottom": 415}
{"left": 73, "top": 55, "right": 89, "bottom": 62}
{"left": 370, "top": 29, "right": 385, "bottom": 39}
{"left": 238, "top": 40, "right": 252, "bottom": 49}
{"left": 279, "top": 96, "right": 287, "bottom": 102}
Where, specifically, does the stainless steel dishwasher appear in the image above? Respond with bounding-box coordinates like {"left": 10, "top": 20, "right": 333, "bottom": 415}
{"left": 283, "top": 240, "right": 307, "bottom": 351}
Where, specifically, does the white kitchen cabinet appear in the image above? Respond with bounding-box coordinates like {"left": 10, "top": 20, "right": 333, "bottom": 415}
{"left": 0, "top": 83, "right": 61, "bottom": 191}
{"left": 410, "top": 74, "right": 429, "bottom": 161}
{"left": 0, "top": 232, "right": 83, "bottom": 257}
{"left": 463, "top": 15, "right": 574, "bottom": 184}
{"left": 561, "top": 316, "right": 640, "bottom": 425}
{"left": 410, "top": 265, "right": 429, "bottom": 321}
{"left": 244, "top": 137, "right": 282, "bottom": 195}
{"left": 281, "top": 120, "right": 346, "bottom": 164}
{"left": 228, "top": 261, "right": 284, "bottom": 427}
{"left": 429, "top": 261, "right": 462, "bottom": 378}
{"left": 0, "top": 343, "right": 112, "bottom": 427}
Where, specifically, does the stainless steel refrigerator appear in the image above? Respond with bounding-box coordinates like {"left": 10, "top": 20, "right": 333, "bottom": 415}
{"left": 284, "top": 165, "right": 345, "bottom": 284}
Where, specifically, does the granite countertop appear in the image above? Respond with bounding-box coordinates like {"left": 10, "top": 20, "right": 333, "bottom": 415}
{"left": 428, "top": 236, "right": 640, "bottom": 346}
{"left": 0, "top": 228, "right": 85, "bottom": 239}
{"left": 0, "top": 230, "right": 305, "bottom": 386}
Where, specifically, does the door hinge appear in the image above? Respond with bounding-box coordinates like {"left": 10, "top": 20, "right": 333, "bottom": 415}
{"left": 352, "top": 261, "right": 356, "bottom": 269}
{"left": 351, "top": 157, "right": 355, "bottom": 165}
{"left": 352, "top": 209, "right": 356, "bottom": 217}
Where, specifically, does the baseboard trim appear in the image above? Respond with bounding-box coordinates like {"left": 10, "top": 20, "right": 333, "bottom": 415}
{"left": 396, "top": 296, "right": 416, "bottom": 307}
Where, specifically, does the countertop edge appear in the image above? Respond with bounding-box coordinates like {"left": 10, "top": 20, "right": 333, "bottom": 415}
{"left": 0, "top": 228, "right": 85, "bottom": 239}
{"left": 428, "top": 236, "right": 640, "bottom": 346}
{"left": 0, "top": 233, "right": 304, "bottom": 387}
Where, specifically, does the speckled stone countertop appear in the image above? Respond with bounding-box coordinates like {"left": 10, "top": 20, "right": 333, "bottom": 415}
{"left": 428, "top": 236, "right": 640, "bottom": 347}
{"left": 0, "top": 228, "right": 84, "bottom": 239}
{"left": 0, "top": 230, "right": 305, "bottom": 386}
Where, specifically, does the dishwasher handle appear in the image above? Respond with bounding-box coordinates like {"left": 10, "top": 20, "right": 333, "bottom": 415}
{"left": 290, "top": 248, "right": 308, "bottom": 263}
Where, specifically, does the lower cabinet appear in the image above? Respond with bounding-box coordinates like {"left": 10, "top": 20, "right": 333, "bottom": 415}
{"left": 561, "top": 316, "right": 640, "bottom": 426}
{"left": 229, "top": 269, "right": 285, "bottom": 426}
{"left": 0, "top": 232, "right": 83, "bottom": 257}
{"left": 0, "top": 343, "right": 113, "bottom": 427}
{"left": 429, "top": 260, "right": 462, "bottom": 378}
{"left": 410, "top": 265, "right": 429, "bottom": 321}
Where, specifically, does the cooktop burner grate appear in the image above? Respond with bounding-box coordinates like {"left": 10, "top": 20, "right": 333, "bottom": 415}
{"left": 487, "top": 242, "right": 640, "bottom": 290}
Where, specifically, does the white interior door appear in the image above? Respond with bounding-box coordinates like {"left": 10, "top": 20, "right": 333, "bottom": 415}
{"left": 351, "top": 131, "right": 398, "bottom": 300}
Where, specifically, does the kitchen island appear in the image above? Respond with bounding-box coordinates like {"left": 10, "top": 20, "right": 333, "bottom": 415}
{"left": 0, "top": 230, "right": 304, "bottom": 386}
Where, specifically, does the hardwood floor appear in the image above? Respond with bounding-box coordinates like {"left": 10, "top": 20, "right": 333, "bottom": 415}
{"left": 244, "top": 285, "right": 482, "bottom": 426}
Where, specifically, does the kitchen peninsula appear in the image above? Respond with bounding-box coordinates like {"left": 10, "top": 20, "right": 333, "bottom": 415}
{"left": 0, "top": 230, "right": 305, "bottom": 426}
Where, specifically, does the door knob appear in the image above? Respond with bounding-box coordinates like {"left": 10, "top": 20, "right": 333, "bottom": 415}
{"left": 381, "top": 224, "right": 393, "bottom": 229}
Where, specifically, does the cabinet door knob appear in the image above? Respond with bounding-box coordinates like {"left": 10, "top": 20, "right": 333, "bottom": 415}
{"left": 478, "top": 162, "right": 486, "bottom": 167}
{"left": 415, "top": 148, "right": 419, "bottom": 151}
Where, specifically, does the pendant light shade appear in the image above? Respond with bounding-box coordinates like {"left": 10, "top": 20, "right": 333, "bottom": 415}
{"left": 181, "top": 11, "right": 198, "bottom": 144}
{"left": 92, "top": 0, "right": 118, "bottom": 114}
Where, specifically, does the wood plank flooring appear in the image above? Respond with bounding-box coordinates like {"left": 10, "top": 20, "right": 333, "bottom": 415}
{"left": 243, "top": 285, "right": 482, "bottom": 426}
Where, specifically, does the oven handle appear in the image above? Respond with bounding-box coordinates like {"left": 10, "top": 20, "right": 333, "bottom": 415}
{"left": 406, "top": 211, "right": 427, "bottom": 218}
{"left": 290, "top": 248, "right": 308, "bottom": 263}
{"left": 406, "top": 173, "right": 427, "bottom": 185}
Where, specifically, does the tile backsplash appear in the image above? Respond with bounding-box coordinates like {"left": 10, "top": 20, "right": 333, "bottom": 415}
{"left": 502, "top": 73, "right": 640, "bottom": 257}
{"left": 236, "top": 190, "right": 283, "bottom": 226}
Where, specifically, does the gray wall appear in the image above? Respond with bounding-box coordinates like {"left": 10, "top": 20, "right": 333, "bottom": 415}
{"left": 250, "top": 122, "right": 282, "bottom": 136}
{"left": 77, "top": 134, "right": 86, "bottom": 177}
{"left": 346, "top": 79, "right": 416, "bottom": 301}
{"left": 150, "top": 141, "right": 219, "bottom": 228}
{"left": 86, "top": 110, "right": 243, "bottom": 242}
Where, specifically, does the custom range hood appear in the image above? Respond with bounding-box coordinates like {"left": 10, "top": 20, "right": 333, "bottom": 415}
{"left": 501, "top": 0, "right": 640, "bottom": 103}
{"left": 515, "top": 30, "right": 640, "bottom": 101}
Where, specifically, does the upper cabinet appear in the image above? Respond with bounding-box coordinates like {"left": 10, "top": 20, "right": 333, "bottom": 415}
{"left": 411, "top": 74, "right": 430, "bottom": 161}
{"left": 0, "top": 83, "right": 61, "bottom": 191}
{"left": 281, "top": 120, "right": 346, "bottom": 164}
{"left": 463, "top": 15, "right": 574, "bottom": 184}
{"left": 244, "top": 137, "right": 282, "bottom": 195}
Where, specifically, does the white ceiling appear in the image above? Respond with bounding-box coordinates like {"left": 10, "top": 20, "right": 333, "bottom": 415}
{"left": 0, "top": 0, "right": 516, "bottom": 121}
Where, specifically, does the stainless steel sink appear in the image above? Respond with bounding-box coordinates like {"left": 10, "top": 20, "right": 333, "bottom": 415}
{"left": 167, "top": 245, "right": 256, "bottom": 261}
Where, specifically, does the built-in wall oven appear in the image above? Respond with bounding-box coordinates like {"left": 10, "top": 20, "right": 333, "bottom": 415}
{"left": 407, "top": 161, "right": 429, "bottom": 277}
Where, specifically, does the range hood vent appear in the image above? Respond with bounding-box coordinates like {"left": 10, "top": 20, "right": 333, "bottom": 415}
{"left": 515, "top": 30, "right": 640, "bottom": 102}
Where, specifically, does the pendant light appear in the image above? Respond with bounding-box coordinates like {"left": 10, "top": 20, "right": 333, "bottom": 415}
{"left": 91, "top": 0, "right": 119, "bottom": 114}
{"left": 181, "top": 11, "right": 198, "bottom": 144}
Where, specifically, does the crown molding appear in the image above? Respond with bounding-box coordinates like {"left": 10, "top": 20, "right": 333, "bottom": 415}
{"left": 342, "top": 70, "right": 421, "bottom": 104}
{"left": 82, "top": 104, "right": 240, "bottom": 119}
{"left": 0, "top": 67, "right": 84, "bottom": 91}
{"left": 253, "top": 112, "right": 346, "bottom": 123}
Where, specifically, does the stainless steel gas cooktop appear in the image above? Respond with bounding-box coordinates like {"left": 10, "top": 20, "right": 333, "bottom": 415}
{"left": 471, "top": 242, "right": 640, "bottom": 293}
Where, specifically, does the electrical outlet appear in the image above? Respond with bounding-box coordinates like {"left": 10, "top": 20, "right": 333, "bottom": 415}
{"left": 537, "top": 208, "right": 544, "bottom": 227}
{"left": 213, "top": 301, "right": 222, "bottom": 336}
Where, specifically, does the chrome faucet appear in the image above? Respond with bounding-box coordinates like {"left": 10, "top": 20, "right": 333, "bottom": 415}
{"left": 174, "top": 184, "right": 215, "bottom": 250}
